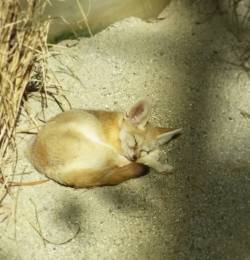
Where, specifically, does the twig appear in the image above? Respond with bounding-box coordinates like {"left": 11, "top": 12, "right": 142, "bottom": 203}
{"left": 2, "top": 179, "right": 49, "bottom": 187}
{"left": 30, "top": 199, "right": 46, "bottom": 246}
{"left": 28, "top": 210, "right": 81, "bottom": 246}
{"left": 76, "top": 0, "right": 93, "bottom": 37}
{"left": 14, "top": 174, "right": 23, "bottom": 240}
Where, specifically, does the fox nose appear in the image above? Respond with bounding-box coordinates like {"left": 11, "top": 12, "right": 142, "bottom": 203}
{"left": 132, "top": 154, "right": 137, "bottom": 161}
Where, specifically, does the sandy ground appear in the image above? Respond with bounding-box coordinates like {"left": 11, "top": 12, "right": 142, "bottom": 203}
{"left": 1, "top": 1, "right": 250, "bottom": 259}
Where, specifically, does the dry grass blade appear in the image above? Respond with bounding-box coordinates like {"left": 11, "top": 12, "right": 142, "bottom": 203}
{"left": 0, "top": 0, "right": 49, "bottom": 203}
{"left": 29, "top": 199, "right": 81, "bottom": 246}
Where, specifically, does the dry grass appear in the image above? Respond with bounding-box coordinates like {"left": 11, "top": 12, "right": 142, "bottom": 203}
{"left": 0, "top": 0, "right": 49, "bottom": 203}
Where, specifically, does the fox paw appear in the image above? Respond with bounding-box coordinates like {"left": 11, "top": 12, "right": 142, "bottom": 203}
{"left": 156, "top": 164, "right": 174, "bottom": 174}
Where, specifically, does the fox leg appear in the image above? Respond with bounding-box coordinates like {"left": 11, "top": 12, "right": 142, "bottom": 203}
{"left": 137, "top": 150, "right": 174, "bottom": 173}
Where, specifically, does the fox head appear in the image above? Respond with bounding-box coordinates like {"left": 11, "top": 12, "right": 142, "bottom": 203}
{"left": 120, "top": 98, "right": 182, "bottom": 161}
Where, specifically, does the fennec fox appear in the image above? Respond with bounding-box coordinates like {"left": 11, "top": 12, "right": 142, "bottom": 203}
{"left": 27, "top": 99, "right": 182, "bottom": 188}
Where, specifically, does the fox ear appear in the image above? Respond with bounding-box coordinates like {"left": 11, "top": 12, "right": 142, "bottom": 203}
{"left": 125, "top": 98, "right": 151, "bottom": 128}
{"left": 155, "top": 128, "right": 182, "bottom": 146}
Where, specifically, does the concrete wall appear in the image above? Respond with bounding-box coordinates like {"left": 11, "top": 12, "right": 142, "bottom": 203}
{"left": 21, "top": 0, "right": 170, "bottom": 42}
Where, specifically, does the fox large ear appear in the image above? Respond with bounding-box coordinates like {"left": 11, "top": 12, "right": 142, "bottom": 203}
{"left": 155, "top": 128, "right": 182, "bottom": 146}
{"left": 125, "top": 98, "right": 151, "bottom": 128}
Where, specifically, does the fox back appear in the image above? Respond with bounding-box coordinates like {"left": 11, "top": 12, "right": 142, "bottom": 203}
{"left": 27, "top": 99, "right": 181, "bottom": 188}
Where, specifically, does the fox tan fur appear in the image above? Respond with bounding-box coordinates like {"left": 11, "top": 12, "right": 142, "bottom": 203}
{"left": 27, "top": 99, "right": 181, "bottom": 188}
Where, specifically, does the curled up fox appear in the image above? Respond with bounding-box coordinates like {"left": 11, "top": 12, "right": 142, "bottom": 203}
{"left": 27, "top": 98, "right": 182, "bottom": 188}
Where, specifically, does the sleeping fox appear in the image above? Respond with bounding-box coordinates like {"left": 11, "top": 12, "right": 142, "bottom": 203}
{"left": 27, "top": 99, "right": 182, "bottom": 188}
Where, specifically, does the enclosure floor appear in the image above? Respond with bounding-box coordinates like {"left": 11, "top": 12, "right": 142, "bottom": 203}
{"left": 1, "top": 1, "right": 250, "bottom": 260}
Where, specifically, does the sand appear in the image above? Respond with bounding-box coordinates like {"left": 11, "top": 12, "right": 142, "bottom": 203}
{"left": 1, "top": 1, "right": 250, "bottom": 259}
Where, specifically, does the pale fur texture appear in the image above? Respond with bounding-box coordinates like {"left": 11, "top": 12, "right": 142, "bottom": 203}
{"left": 27, "top": 99, "right": 181, "bottom": 188}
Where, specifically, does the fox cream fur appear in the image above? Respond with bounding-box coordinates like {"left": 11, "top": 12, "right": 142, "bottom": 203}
{"left": 27, "top": 99, "right": 181, "bottom": 188}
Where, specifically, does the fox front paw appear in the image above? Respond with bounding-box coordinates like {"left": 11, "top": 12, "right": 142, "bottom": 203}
{"left": 155, "top": 163, "right": 174, "bottom": 174}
